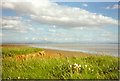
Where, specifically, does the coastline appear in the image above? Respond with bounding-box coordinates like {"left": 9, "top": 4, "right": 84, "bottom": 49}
{"left": 28, "top": 45, "right": 97, "bottom": 57}
{"left": 1, "top": 44, "right": 117, "bottom": 57}
{"left": 43, "top": 48, "right": 96, "bottom": 57}
{"left": 1, "top": 44, "right": 95, "bottom": 57}
{"left": 28, "top": 44, "right": 118, "bottom": 57}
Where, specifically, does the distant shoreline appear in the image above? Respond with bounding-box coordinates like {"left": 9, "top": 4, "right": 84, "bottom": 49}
{"left": 28, "top": 44, "right": 118, "bottom": 57}
{"left": 1, "top": 44, "right": 93, "bottom": 57}
{"left": 43, "top": 48, "right": 95, "bottom": 57}
{"left": 28, "top": 45, "right": 89, "bottom": 53}
{"left": 1, "top": 44, "right": 118, "bottom": 57}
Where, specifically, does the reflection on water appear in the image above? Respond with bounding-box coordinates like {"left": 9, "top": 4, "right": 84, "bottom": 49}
{"left": 28, "top": 44, "right": 119, "bottom": 56}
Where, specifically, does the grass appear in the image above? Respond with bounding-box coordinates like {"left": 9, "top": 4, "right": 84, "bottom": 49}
{"left": 2, "top": 46, "right": 44, "bottom": 57}
{"left": 2, "top": 46, "right": 119, "bottom": 80}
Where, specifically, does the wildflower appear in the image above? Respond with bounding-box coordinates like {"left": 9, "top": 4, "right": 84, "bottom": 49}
{"left": 74, "top": 63, "right": 78, "bottom": 67}
{"left": 78, "top": 65, "right": 81, "bottom": 70}
{"left": 78, "top": 64, "right": 81, "bottom": 68}
{"left": 70, "top": 65, "right": 72, "bottom": 68}
{"left": 85, "top": 65, "right": 87, "bottom": 68}
{"left": 78, "top": 67, "right": 81, "bottom": 70}
{"left": 18, "top": 77, "right": 20, "bottom": 79}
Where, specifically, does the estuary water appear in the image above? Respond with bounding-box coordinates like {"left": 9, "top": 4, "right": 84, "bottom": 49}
{"left": 29, "top": 44, "right": 119, "bottom": 56}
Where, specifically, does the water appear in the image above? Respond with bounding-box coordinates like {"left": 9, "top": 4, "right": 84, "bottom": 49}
{"left": 28, "top": 44, "right": 119, "bottom": 56}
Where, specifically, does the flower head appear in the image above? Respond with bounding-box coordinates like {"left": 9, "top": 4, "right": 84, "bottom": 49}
{"left": 70, "top": 65, "right": 72, "bottom": 68}
{"left": 74, "top": 63, "right": 78, "bottom": 67}
{"left": 78, "top": 64, "right": 81, "bottom": 68}
{"left": 85, "top": 65, "right": 87, "bottom": 68}
{"left": 18, "top": 77, "right": 20, "bottom": 79}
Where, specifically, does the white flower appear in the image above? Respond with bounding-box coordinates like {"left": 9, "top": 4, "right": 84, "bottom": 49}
{"left": 70, "top": 65, "right": 72, "bottom": 68}
{"left": 18, "top": 77, "right": 20, "bottom": 79}
{"left": 78, "top": 64, "right": 81, "bottom": 68}
{"left": 74, "top": 63, "right": 78, "bottom": 67}
{"left": 85, "top": 65, "right": 87, "bottom": 68}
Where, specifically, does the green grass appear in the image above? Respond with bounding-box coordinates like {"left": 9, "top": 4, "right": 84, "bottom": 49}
{"left": 2, "top": 47, "right": 44, "bottom": 57}
{"left": 2, "top": 47, "right": 119, "bottom": 80}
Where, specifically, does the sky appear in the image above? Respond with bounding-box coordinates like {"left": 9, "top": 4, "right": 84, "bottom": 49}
{"left": 1, "top": 0, "right": 119, "bottom": 44}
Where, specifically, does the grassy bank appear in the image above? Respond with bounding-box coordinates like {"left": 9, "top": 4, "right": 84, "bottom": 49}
{"left": 2, "top": 46, "right": 44, "bottom": 57}
{"left": 2, "top": 46, "right": 119, "bottom": 80}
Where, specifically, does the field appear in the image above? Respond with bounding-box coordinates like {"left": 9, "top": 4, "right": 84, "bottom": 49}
{"left": 1, "top": 45, "right": 119, "bottom": 80}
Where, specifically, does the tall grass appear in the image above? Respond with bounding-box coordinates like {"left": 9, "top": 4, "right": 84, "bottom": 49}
{"left": 2, "top": 47, "right": 119, "bottom": 80}
{"left": 2, "top": 55, "right": 119, "bottom": 79}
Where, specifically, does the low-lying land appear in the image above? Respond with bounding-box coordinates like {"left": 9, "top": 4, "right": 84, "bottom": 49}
{"left": 1, "top": 45, "right": 119, "bottom": 80}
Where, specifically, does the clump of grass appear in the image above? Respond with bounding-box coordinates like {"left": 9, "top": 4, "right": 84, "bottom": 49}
{"left": 2, "top": 47, "right": 44, "bottom": 57}
{"left": 2, "top": 54, "right": 119, "bottom": 80}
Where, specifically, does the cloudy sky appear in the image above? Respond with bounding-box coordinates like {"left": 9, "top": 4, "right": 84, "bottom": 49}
{"left": 1, "top": 0, "right": 119, "bottom": 43}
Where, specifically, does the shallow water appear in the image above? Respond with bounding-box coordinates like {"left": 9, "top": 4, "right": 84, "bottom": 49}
{"left": 28, "top": 44, "right": 119, "bottom": 56}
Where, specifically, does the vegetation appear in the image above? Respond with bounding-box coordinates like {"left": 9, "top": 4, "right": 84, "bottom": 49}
{"left": 2, "top": 46, "right": 119, "bottom": 80}
{"left": 2, "top": 47, "right": 44, "bottom": 57}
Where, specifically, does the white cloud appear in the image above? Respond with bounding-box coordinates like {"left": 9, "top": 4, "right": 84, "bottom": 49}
{"left": 82, "top": 4, "right": 88, "bottom": 7}
{"left": 32, "top": 38, "right": 35, "bottom": 40}
{"left": 48, "top": 29, "right": 56, "bottom": 32}
{"left": 43, "top": 38, "right": 48, "bottom": 41}
{"left": 51, "top": 25, "right": 56, "bottom": 28}
{"left": 112, "top": 4, "right": 118, "bottom": 9}
{"left": 29, "top": 27, "right": 34, "bottom": 31}
{"left": 71, "top": 27, "right": 105, "bottom": 31}
{"left": 36, "top": 27, "right": 44, "bottom": 31}
{"left": 105, "top": 6, "right": 111, "bottom": 9}
{"left": 105, "top": 4, "right": 119, "bottom": 10}
{"left": 1, "top": 0, "right": 117, "bottom": 30}
{"left": 0, "top": 33, "right": 3, "bottom": 37}
{"left": 25, "top": 37, "right": 29, "bottom": 40}
{"left": 64, "top": 38, "right": 72, "bottom": 41}
{"left": 2, "top": 16, "right": 34, "bottom": 33}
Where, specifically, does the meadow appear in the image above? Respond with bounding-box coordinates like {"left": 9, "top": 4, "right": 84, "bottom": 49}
{"left": 2, "top": 46, "right": 119, "bottom": 80}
